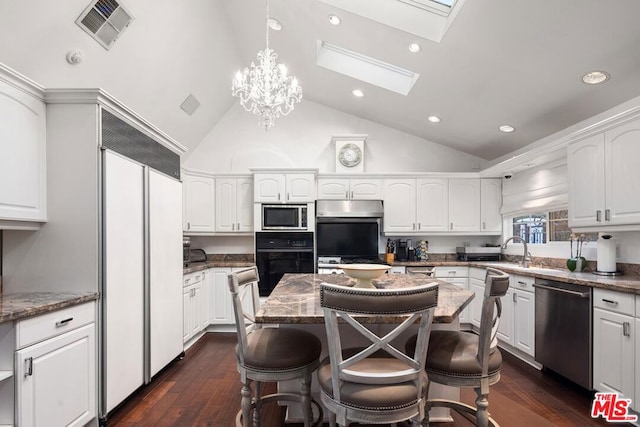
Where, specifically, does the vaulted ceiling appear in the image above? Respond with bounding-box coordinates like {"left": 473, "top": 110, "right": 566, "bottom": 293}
{"left": 2, "top": 0, "right": 640, "bottom": 163}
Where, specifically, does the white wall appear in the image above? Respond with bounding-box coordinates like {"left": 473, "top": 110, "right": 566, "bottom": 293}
{"left": 0, "top": 0, "right": 239, "bottom": 154}
{"left": 183, "top": 100, "right": 488, "bottom": 173}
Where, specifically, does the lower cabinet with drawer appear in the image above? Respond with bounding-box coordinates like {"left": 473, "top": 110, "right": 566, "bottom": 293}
{"left": 15, "top": 302, "right": 97, "bottom": 427}
{"left": 593, "top": 288, "right": 635, "bottom": 401}
{"left": 494, "top": 275, "right": 534, "bottom": 357}
{"left": 183, "top": 270, "right": 208, "bottom": 347}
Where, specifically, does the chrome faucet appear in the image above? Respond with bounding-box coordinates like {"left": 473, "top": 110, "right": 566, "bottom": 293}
{"left": 502, "top": 236, "right": 530, "bottom": 268}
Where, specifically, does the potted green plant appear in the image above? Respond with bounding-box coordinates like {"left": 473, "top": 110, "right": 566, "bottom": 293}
{"left": 567, "top": 233, "right": 587, "bottom": 272}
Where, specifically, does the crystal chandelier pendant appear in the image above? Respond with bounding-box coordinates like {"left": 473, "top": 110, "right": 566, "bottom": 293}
{"left": 231, "top": 0, "right": 302, "bottom": 130}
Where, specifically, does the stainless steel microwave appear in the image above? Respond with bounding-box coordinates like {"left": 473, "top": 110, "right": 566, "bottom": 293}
{"left": 262, "top": 204, "right": 308, "bottom": 230}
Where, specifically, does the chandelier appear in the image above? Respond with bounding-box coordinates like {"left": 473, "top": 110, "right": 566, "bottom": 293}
{"left": 232, "top": 0, "right": 302, "bottom": 130}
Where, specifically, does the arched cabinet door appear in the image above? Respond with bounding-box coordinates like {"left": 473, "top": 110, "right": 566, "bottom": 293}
{"left": 0, "top": 75, "right": 47, "bottom": 223}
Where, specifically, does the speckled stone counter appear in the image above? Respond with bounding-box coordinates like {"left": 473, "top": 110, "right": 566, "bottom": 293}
{"left": 256, "top": 273, "right": 473, "bottom": 324}
{"left": 0, "top": 292, "right": 99, "bottom": 323}
{"left": 183, "top": 253, "right": 254, "bottom": 274}
{"left": 391, "top": 260, "right": 640, "bottom": 295}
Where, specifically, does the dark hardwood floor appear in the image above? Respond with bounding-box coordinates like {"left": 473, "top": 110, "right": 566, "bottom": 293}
{"left": 107, "top": 333, "right": 618, "bottom": 426}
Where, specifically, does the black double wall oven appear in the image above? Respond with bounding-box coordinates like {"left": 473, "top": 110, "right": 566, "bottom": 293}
{"left": 255, "top": 231, "right": 315, "bottom": 296}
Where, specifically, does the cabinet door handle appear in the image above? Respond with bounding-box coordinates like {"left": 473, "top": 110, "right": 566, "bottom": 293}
{"left": 450, "top": 222, "right": 453, "bottom": 230}
{"left": 187, "top": 221, "right": 191, "bottom": 230}
{"left": 346, "top": 191, "right": 349, "bottom": 198}
{"left": 278, "top": 193, "right": 281, "bottom": 201}
{"left": 25, "top": 357, "right": 33, "bottom": 377}
{"left": 237, "top": 222, "right": 240, "bottom": 230}
{"left": 55, "top": 317, "right": 74, "bottom": 327}
{"left": 602, "top": 298, "right": 618, "bottom": 305}
{"left": 513, "top": 293, "right": 517, "bottom": 303}
{"left": 605, "top": 209, "right": 611, "bottom": 221}
{"left": 482, "top": 222, "right": 486, "bottom": 230}
{"left": 623, "top": 321, "right": 631, "bottom": 337}
{"left": 412, "top": 223, "right": 416, "bottom": 230}
{"left": 287, "top": 193, "right": 290, "bottom": 201}
{"left": 418, "top": 223, "right": 421, "bottom": 230}
{"left": 351, "top": 191, "right": 354, "bottom": 199}
{"left": 596, "top": 210, "right": 601, "bottom": 222}
{"left": 232, "top": 223, "right": 235, "bottom": 231}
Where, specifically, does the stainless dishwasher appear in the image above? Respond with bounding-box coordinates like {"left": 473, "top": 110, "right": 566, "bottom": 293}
{"left": 534, "top": 279, "right": 592, "bottom": 390}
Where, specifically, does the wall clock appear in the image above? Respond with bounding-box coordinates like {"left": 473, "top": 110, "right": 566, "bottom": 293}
{"left": 338, "top": 143, "right": 362, "bottom": 168}
{"left": 334, "top": 137, "right": 365, "bottom": 172}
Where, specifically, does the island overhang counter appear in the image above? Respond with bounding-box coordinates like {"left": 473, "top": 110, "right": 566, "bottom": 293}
{"left": 254, "top": 273, "right": 475, "bottom": 423}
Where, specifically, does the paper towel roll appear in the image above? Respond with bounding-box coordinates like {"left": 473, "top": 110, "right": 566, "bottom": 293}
{"left": 597, "top": 234, "right": 617, "bottom": 272}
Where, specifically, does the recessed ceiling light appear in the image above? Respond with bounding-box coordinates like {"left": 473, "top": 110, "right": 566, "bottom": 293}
{"left": 328, "top": 14, "right": 341, "bottom": 25}
{"left": 427, "top": 115, "right": 441, "bottom": 123}
{"left": 499, "top": 125, "right": 515, "bottom": 133}
{"left": 352, "top": 89, "right": 364, "bottom": 98}
{"left": 268, "top": 18, "right": 282, "bottom": 31}
{"left": 409, "top": 43, "right": 422, "bottom": 53}
{"left": 582, "top": 71, "right": 609, "bottom": 85}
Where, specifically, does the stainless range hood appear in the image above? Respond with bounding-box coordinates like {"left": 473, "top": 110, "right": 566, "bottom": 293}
{"left": 316, "top": 200, "right": 383, "bottom": 218}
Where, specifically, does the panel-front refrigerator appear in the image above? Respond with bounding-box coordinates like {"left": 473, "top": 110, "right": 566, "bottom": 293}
{"left": 102, "top": 150, "right": 183, "bottom": 415}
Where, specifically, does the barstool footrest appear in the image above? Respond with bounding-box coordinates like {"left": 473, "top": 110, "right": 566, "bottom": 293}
{"left": 427, "top": 398, "right": 499, "bottom": 427}
{"left": 235, "top": 393, "right": 323, "bottom": 427}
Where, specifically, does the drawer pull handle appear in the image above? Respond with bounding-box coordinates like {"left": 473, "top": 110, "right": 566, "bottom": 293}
{"left": 56, "top": 317, "right": 74, "bottom": 327}
{"left": 517, "top": 281, "right": 527, "bottom": 286}
{"left": 602, "top": 298, "right": 618, "bottom": 305}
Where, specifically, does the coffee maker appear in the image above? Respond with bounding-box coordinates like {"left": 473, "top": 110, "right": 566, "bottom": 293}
{"left": 395, "top": 239, "right": 409, "bottom": 261}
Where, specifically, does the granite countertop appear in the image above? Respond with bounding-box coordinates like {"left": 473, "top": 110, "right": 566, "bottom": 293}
{"left": 255, "top": 273, "right": 473, "bottom": 325}
{"left": 392, "top": 260, "right": 640, "bottom": 295}
{"left": 0, "top": 291, "right": 99, "bottom": 324}
{"left": 183, "top": 254, "right": 254, "bottom": 274}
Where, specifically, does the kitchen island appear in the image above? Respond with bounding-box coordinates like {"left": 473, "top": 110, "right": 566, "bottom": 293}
{"left": 255, "top": 273, "right": 474, "bottom": 423}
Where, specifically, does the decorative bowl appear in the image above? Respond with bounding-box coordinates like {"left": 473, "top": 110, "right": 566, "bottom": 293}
{"left": 337, "top": 264, "right": 392, "bottom": 288}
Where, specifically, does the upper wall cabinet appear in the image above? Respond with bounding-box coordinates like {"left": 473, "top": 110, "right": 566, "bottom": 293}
{"left": 0, "top": 66, "right": 46, "bottom": 228}
{"left": 183, "top": 171, "right": 215, "bottom": 233}
{"left": 449, "top": 179, "right": 481, "bottom": 232}
{"left": 383, "top": 177, "right": 501, "bottom": 235}
{"left": 480, "top": 178, "right": 502, "bottom": 232}
{"left": 254, "top": 171, "right": 316, "bottom": 203}
{"left": 568, "top": 116, "right": 640, "bottom": 230}
{"left": 215, "top": 176, "right": 253, "bottom": 233}
{"left": 317, "top": 177, "right": 383, "bottom": 200}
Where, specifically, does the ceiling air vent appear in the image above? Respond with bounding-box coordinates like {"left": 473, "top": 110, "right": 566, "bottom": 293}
{"left": 76, "top": 0, "right": 133, "bottom": 50}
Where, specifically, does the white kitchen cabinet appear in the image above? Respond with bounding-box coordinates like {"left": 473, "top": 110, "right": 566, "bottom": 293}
{"left": 568, "top": 117, "right": 640, "bottom": 229}
{"left": 480, "top": 179, "right": 502, "bottom": 232}
{"left": 215, "top": 176, "right": 253, "bottom": 233}
{"left": 15, "top": 302, "right": 96, "bottom": 427}
{"left": 183, "top": 271, "right": 207, "bottom": 346}
{"left": 183, "top": 170, "right": 215, "bottom": 233}
{"left": 254, "top": 172, "right": 316, "bottom": 203}
{"left": 383, "top": 179, "right": 417, "bottom": 233}
{"left": 496, "top": 287, "right": 514, "bottom": 346}
{"left": 511, "top": 275, "right": 535, "bottom": 357}
{"left": 210, "top": 268, "right": 235, "bottom": 325}
{"left": 383, "top": 178, "right": 448, "bottom": 233}
{"left": 416, "top": 179, "right": 449, "bottom": 232}
{"left": 593, "top": 288, "right": 635, "bottom": 400}
{"left": 635, "top": 295, "right": 640, "bottom": 412}
{"left": 383, "top": 177, "right": 497, "bottom": 235}
{"left": 468, "top": 267, "right": 486, "bottom": 328}
{"left": 434, "top": 267, "right": 469, "bottom": 324}
{"left": 0, "top": 322, "right": 15, "bottom": 425}
{"left": 0, "top": 65, "right": 47, "bottom": 227}
{"left": 317, "top": 177, "right": 383, "bottom": 200}
{"left": 449, "top": 179, "right": 481, "bottom": 232}
{"left": 209, "top": 267, "right": 257, "bottom": 329}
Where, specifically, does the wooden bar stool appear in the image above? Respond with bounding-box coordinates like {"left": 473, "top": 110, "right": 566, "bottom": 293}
{"left": 227, "top": 267, "right": 322, "bottom": 427}
{"left": 318, "top": 282, "right": 439, "bottom": 427}
{"left": 406, "top": 267, "right": 510, "bottom": 427}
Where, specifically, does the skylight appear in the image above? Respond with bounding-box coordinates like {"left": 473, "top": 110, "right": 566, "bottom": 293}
{"left": 317, "top": 41, "right": 420, "bottom": 96}
{"left": 318, "top": 0, "right": 466, "bottom": 42}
